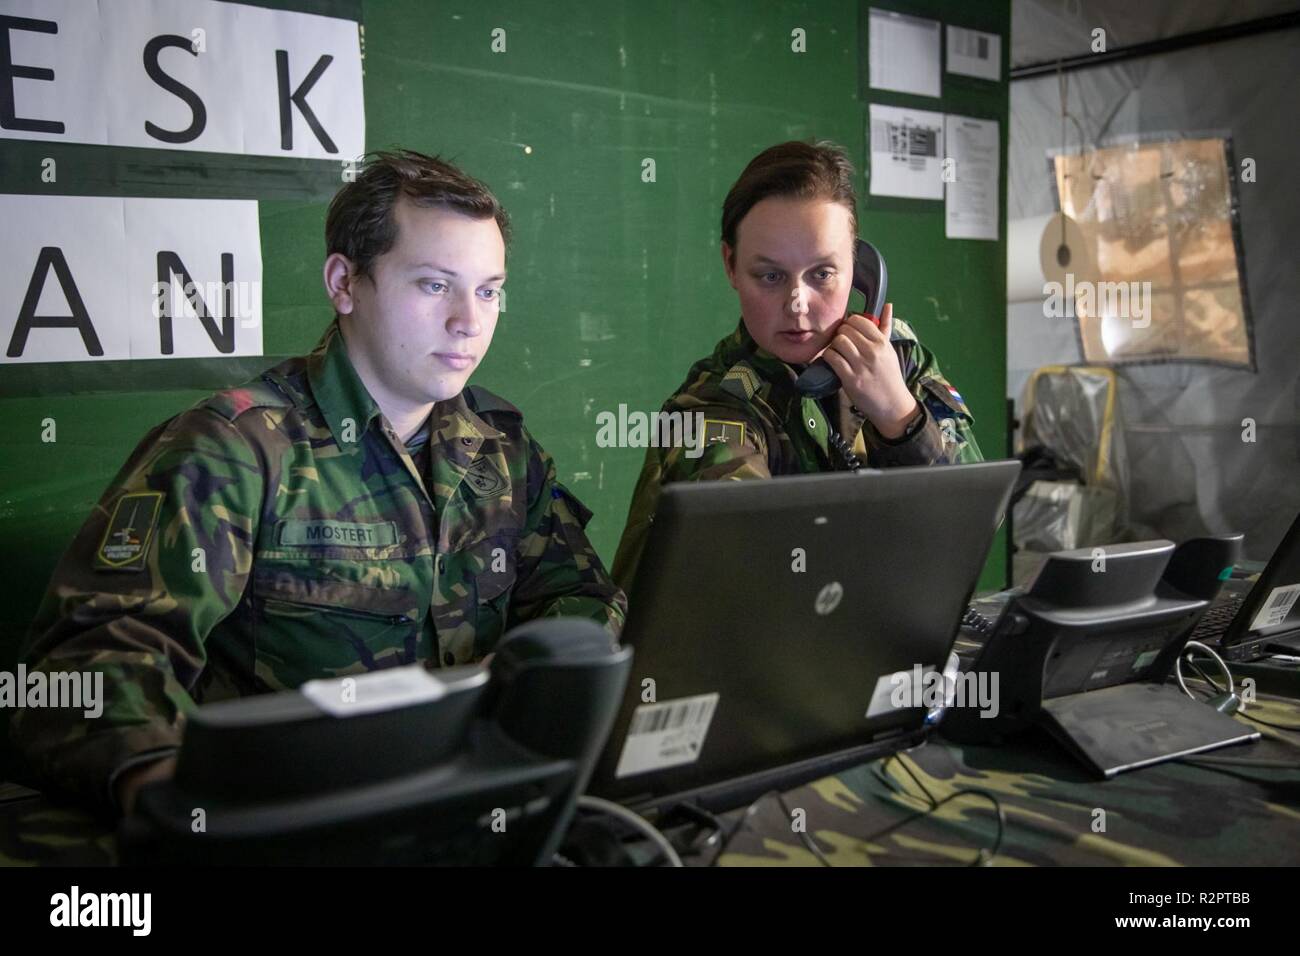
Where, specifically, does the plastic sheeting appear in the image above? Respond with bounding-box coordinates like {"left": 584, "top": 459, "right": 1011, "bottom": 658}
{"left": 1014, "top": 366, "right": 1134, "bottom": 552}
{"left": 1007, "top": 1, "right": 1299, "bottom": 562}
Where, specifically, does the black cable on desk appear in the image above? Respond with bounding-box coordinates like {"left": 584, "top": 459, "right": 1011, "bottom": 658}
{"left": 710, "top": 789, "right": 835, "bottom": 867}
{"left": 866, "top": 753, "right": 1005, "bottom": 866}
{"left": 1217, "top": 663, "right": 1300, "bottom": 734}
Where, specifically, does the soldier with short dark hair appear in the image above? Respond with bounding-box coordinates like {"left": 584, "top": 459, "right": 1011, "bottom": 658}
{"left": 12, "top": 149, "right": 627, "bottom": 815}
{"left": 612, "top": 140, "right": 983, "bottom": 588}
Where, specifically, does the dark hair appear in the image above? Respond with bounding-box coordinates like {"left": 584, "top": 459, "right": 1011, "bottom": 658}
{"left": 325, "top": 149, "right": 511, "bottom": 278}
{"left": 720, "top": 140, "right": 858, "bottom": 253}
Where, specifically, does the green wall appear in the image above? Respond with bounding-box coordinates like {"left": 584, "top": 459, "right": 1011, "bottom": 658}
{"left": 0, "top": 0, "right": 1010, "bottom": 757}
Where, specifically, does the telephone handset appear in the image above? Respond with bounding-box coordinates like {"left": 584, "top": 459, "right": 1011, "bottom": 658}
{"left": 793, "top": 238, "right": 888, "bottom": 399}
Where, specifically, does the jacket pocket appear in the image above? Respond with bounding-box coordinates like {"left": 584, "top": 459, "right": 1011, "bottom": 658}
{"left": 252, "top": 566, "right": 420, "bottom": 690}
{"left": 432, "top": 533, "right": 519, "bottom": 662}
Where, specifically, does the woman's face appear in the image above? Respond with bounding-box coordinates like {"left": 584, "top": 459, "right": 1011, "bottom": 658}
{"left": 721, "top": 196, "right": 855, "bottom": 365}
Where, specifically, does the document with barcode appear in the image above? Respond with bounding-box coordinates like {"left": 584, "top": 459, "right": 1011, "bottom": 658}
{"left": 947, "top": 26, "right": 1001, "bottom": 82}
{"left": 614, "top": 692, "right": 720, "bottom": 778}
{"left": 868, "top": 103, "right": 945, "bottom": 200}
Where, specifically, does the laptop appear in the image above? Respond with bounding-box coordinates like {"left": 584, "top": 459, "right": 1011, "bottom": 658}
{"left": 585, "top": 460, "right": 1021, "bottom": 816}
{"left": 1187, "top": 511, "right": 1300, "bottom": 662}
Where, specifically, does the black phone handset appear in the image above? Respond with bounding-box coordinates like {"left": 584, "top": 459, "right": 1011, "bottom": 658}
{"left": 792, "top": 238, "right": 888, "bottom": 399}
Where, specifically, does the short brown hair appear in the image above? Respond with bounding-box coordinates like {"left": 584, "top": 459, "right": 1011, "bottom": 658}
{"left": 325, "top": 149, "right": 511, "bottom": 278}
{"left": 720, "top": 140, "right": 858, "bottom": 252}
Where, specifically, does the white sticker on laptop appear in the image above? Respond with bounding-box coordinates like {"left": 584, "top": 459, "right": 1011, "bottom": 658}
{"left": 1250, "top": 584, "right": 1300, "bottom": 631}
{"left": 301, "top": 666, "right": 446, "bottom": 717}
{"left": 614, "top": 693, "right": 719, "bottom": 779}
{"left": 865, "top": 666, "right": 935, "bottom": 718}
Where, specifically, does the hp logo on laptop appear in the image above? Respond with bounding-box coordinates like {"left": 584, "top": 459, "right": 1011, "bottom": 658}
{"left": 815, "top": 582, "right": 844, "bottom": 616}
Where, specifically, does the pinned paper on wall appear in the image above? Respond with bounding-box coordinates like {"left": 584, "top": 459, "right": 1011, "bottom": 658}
{"left": 945, "top": 114, "right": 1000, "bottom": 240}
{"left": 868, "top": 103, "right": 944, "bottom": 200}
{"left": 868, "top": 8, "right": 941, "bottom": 99}
{"left": 947, "top": 26, "right": 1001, "bottom": 81}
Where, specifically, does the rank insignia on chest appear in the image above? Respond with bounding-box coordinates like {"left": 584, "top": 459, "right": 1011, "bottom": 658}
{"left": 464, "top": 458, "right": 508, "bottom": 498}
{"left": 94, "top": 491, "right": 163, "bottom": 572}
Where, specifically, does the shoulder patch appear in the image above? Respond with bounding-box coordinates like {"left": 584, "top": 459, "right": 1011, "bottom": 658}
{"left": 720, "top": 361, "right": 762, "bottom": 401}
{"left": 920, "top": 376, "right": 973, "bottom": 421}
{"left": 465, "top": 385, "right": 522, "bottom": 419}
{"left": 95, "top": 492, "right": 163, "bottom": 572}
{"left": 702, "top": 418, "right": 750, "bottom": 450}
{"left": 200, "top": 375, "right": 294, "bottom": 422}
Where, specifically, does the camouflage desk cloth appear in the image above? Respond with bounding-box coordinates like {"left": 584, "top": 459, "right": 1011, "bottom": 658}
{"left": 708, "top": 689, "right": 1300, "bottom": 866}
{"left": 2, "top": 690, "right": 1298, "bottom": 867}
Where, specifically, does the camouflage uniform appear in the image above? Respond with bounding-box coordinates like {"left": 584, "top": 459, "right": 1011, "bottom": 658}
{"left": 10, "top": 319, "right": 626, "bottom": 811}
{"left": 612, "top": 317, "right": 982, "bottom": 587}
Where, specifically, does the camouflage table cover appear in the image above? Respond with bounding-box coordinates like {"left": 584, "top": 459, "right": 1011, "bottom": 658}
{"left": 710, "top": 690, "right": 1300, "bottom": 866}
{"left": 2, "top": 692, "right": 1297, "bottom": 867}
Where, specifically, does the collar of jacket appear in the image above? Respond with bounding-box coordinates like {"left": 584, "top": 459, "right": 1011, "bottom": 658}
{"left": 716, "top": 317, "right": 806, "bottom": 406}
{"left": 715, "top": 318, "right": 842, "bottom": 461}
{"left": 306, "top": 319, "right": 504, "bottom": 455}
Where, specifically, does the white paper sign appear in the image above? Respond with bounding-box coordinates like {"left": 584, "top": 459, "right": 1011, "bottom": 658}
{"left": 0, "top": 0, "right": 363, "bottom": 160}
{"left": 868, "top": 103, "right": 945, "bottom": 200}
{"left": 947, "top": 26, "right": 1001, "bottom": 81}
{"left": 1, "top": 194, "right": 263, "bottom": 364}
{"left": 944, "top": 114, "right": 1000, "bottom": 241}
{"left": 869, "top": 8, "right": 941, "bottom": 99}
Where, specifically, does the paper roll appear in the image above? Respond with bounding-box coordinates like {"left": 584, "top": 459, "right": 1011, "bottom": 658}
{"left": 1007, "top": 213, "right": 1097, "bottom": 303}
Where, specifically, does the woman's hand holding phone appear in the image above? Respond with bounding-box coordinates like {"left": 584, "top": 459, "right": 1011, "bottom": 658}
{"left": 819, "top": 303, "right": 922, "bottom": 439}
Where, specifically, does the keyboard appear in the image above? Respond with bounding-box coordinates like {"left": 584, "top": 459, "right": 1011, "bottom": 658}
{"left": 1189, "top": 596, "right": 1245, "bottom": 643}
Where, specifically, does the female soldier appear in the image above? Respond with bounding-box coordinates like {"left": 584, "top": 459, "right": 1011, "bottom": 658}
{"left": 611, "top": 140, "right": 982, "bottom": 589}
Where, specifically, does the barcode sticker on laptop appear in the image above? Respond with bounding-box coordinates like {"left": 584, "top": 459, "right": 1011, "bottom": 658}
{"left": 1250, "top": 584, "right": 1300, "bottom": 631}
{"left": 614, "top": 693, "right": 719, "bottom": 779}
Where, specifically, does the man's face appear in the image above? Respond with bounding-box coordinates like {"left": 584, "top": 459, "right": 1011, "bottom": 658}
{"left": 334, "top": 199, "right": 506, "bottom": 406}
{"left": 721, "top": 197, "right": 855, "bottom": 365}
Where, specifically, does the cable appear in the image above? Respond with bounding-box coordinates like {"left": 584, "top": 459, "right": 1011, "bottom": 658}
{"left": 710, "top": 789, "right": 834, "bottom": 867}
{"left": 866, "top": 753, "right": 1006, "bottom": 867}
{"left": 828, "top": 427, "right": 864, "bottom": 473}
{"left": 1185, "top": 659, "right": 1224, "bottom": 695}
{"left": 1211, "top": 660, "right": 1300, "bottom": 738}
{"left": 1175, "top": 640, "right": 1233, "bottom": 700}
{"left": 574, "top": 795, "right": 683, "bottom": 868}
